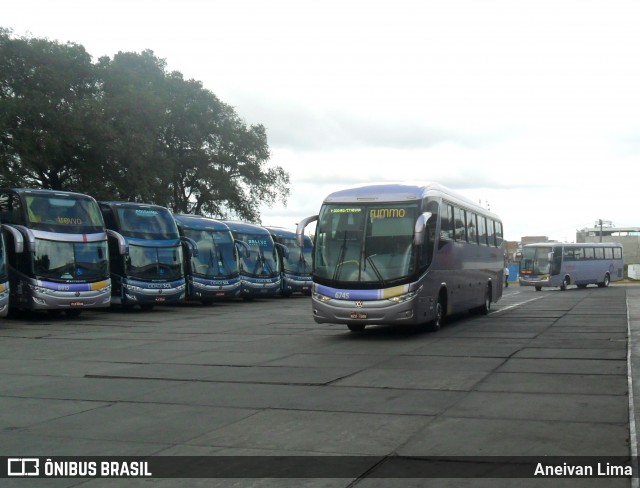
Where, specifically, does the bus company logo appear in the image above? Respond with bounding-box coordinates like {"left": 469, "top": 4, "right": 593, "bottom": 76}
{"left": 8, "top": 458, "right": 39, "bottom": 476}
{"left": 354, "top": 300, "right": 364, "bottom": 308}
{"left": 147, "top": 283, "right": 171, "bottom": 289}
{"left": 370, "top": 208, "right": 406, "bottom": 219}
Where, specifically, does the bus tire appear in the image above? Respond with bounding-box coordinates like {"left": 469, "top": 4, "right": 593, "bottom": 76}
{"left": 347, "top": 324, "right": 365, "bottom": 332}
{"left": 560, "top": 276, "right": 570, "bottom": 291}
{"left": 430, "top": 292, "right": 446, "bottom": 331}
{"left": 479, "top": 284, "right": 492, "bottom": 315}
{"left": 598, "top": 273, "right": 610, "bottom": 288}
{"left": 535, "top": 285, "right": 542, "bottom": 292}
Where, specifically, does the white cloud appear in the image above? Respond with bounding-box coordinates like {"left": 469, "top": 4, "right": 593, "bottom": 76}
{"left": 4, "top": 0, "right": 640, "bottom": 242}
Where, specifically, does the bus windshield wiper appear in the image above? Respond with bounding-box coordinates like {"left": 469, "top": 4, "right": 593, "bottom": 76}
{"left": 332, "top": 231, "right": 348, "bottom": 281}
{"left": 364, "top": 253, "right": 386, "bottom": 288}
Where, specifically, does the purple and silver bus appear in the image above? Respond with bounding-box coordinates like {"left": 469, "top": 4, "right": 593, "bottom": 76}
{"left": 0, "top": 188, "right": 111, "bottom": 316}
{"left": 296, "top": 183, "right": 505, "bottom": 332}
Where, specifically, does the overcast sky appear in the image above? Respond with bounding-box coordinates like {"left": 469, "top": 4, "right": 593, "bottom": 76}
{"left": 5, "top": 0, "right": 640, "bottom": 241}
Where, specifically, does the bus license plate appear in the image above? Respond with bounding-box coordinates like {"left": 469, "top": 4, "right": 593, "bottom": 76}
{"left": 70, "top": 302, "right": 84, "bottom": 307}
{"left": 155, "top": 297, "right": 166, "bottom": 302}
{"left": 350, "top": 312, "right": 367, "bottom": 319}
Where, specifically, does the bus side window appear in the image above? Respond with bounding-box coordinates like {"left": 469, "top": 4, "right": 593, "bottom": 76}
{"left": 467, "top": 212, "right": 478, "bottom": 244}
{"left": 440, "top": 204, "right": 453, "bottom": 241}
{"left": 454, "top": 207, "right": 466, "bottom": 241}
{"left": 594, "top": 247, "right": 604, "bottom": 260}
{"left": 551, "top": 247, "right": 562, "bottom": 275}
{"left": 495, "top": 221, "right": 503, "bottom": 247}
{"left": 614, "top": 247, "right": 622, "bottom": 259}
{"left": 584, "top": 247, "right": 595, "bottom": 260}
{"left": 477, "top": 216, "right": 488, "bottom": 245}
{"left": 487, "top": 220, "right": 496, "bottom": 247}
{"left": 604, "top": 247, "right": 613, "bottom": 260}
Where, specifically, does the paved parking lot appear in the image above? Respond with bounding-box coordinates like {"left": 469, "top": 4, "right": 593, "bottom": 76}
{"left": 1, "top": 285, "right": 638, "bottom": 487}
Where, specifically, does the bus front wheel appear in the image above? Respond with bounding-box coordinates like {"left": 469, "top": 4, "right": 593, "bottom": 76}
{"left": 598, "top": 274, "right": 610, "bottom": 288}
{"left": 430, "top": 294, "right": 446, "bottom": 331}
{"left": 560, "top": 277, "right": 570, "bottom": 291}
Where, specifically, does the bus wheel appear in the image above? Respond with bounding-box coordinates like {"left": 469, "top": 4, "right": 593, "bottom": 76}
{"left": 560, "top": 277, "right": 570, "bottom": 291}
{"left": 598, "top": 274, "right": 610, "bottom": 288}
{"left": 348, "top": 324, "right": 365, "bottom": 332}
{"left": 479, "top": 285, "right": 492, "bottom": 315}
{"left": 430, "top": 297, "right": 445, "bottom": 331}
{"left": 535, "top": 285, "right": 542, "bottom": 292}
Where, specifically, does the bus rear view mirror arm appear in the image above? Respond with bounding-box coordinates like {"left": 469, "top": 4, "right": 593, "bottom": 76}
{"left": 275, "top": 242, "right": 289, "bottom": 259}
{"left": 180, "top": 236, "right": 198, "bottom": 258}
{"left": 413, "top": 212, "right": 433, "bottom": 246}
{"left": 107, "top": 229, "right": 129, "bottom": 256}
{"left": 296, "top": 215, "right": 318, "bottom": 247}
{"left": 2, "top": 224, "right": 25, "bottom": 254}
{"left": 234, "top": 239, "right": 251, "bottom": 258}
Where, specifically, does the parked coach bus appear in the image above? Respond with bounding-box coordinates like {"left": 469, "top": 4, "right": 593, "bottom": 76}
{"left": 224, "top": 221, "right": 281, "bottom": 299}
{"left": 265, "top": 226, "right": 313, "bottom": 296}
{"left": 296, "top": 183, "right": 505, "bottom": 332}
{"left": 174, "top": 214, "right": 241, "bottom": 303}
{"left": 519, "top": 242, "right": 624, "bottom": 291}
{"left": 99, "top": 202, "right": 186, "bottom": 309}
{"left": 0, "top": 188, "right": 111, "bottom": 316}
{"left": 0, "top": 226, "right": 8, "bottom": 317}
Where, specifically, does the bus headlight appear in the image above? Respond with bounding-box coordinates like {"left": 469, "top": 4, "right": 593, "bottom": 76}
{"left": 312, "top": 291, "right": 331, "bottom": 302}
{"left": 387, "top": 291, "right": 417, "bottom": 303}
{"left": 123, "top": 283, "right": 144, "bottom": 293}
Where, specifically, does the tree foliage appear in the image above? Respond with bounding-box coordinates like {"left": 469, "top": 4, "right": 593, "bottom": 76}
{"left": 0, "top": 28, "right": 289, "bottom": 222}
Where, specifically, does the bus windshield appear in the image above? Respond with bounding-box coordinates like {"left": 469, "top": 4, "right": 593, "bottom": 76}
{"left": 314, "top": 203, "right": 419, "bottom": 285}
{"left": 238, "top": 234, "right": 278, "bottom": 277}
{"left": 26, "top": 194, "right": 104, "bottom": 233}
{"left": 520, "top": 246, "right": 552, "bottom": 275}
{"left": 115, "top": 207, "right": 179, "bottom": 240}
{"left": 126, "top": 243, "right": 183, "bottom": 281}
{"left": 279, "top": 236, "right": 313, "bottom": 275}
{"left": 34, "top": 239, "right": 108, "bottom": 281}
{"left": 183, "top": 228, "right": 237, "bottom": 278}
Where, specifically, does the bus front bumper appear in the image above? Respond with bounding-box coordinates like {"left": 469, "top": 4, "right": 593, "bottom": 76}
{"left": 311, "top": 292, "right": 425, "bottom": 326}
{"left": 187, "top": 277, "right": 242, "bottom": 300}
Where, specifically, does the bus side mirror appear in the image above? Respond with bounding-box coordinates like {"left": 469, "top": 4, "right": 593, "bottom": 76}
{"left": 2, "top": 224, "right": 25, "bottom": 254}
{"left": 413, "top": 212, "right": 433, "bottom": 246}
{"left": 296, "top": 215, "right": 318, "bottom": 247}
{"left": 181, "top": 236, "right": 198, "bottom": 258}
{"left": 275, "top": 242, "right": 289, "bottom": 259}
{"left": 107, "top": 229, "right": 129, "bottom": 255}
{"left": 234, "top": 239, "right": 251, "bottom": 258}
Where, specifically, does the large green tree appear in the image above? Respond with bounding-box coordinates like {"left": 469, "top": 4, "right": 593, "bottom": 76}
{"left": 0, "top": 28, "right": 102, "bottom": 190}
{"left": 0, "top": 29, "right": 289, "bottom": 223}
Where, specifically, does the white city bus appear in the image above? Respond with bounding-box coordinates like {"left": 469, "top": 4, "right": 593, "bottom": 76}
{"left": 519, "top": 242, "right": 624, "bottom": 291}
{"left": 296, "top": 183, "right": 505, "bottom": 332}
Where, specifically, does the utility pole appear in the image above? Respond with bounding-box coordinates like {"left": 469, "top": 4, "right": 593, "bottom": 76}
{"left": 595, "top": 219, "right": 613, "bottom": 242}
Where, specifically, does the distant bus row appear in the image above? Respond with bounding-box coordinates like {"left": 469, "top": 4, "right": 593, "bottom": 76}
{"left": 0, "top": 188, "right": 313, "bottom": 318}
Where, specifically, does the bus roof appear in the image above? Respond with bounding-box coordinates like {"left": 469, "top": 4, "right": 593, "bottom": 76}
{"left": 524, "top": 242, "right": 623, "bottom": 248}
{"left": 173, "top": 214, "right": 230, "bottom": 232}
{"left": 6, "top": 188, "right": 96, "bottom": 200}
{"left": 323, "top": 182, "right": 499, "bottom": 219}
{"left": 264, "top": 226, "right": 296, "bottom": 238}
{"left": 223, "top": 220, "right": 272, "bottom": 235}
{"left": 99, "top": 201, "right": 171, "bottom": 212}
